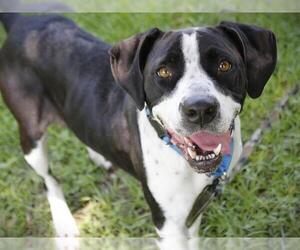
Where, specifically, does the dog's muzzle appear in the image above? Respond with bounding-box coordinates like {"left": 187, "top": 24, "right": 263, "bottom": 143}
{"left": 146, "top": 105, "right": 235, "bottom": 175}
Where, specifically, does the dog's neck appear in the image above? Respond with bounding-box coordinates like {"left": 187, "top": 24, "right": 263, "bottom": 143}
{"left": 138, "top": 109, "right": 243, "bottom": 232}
{"left": 138, "top": 109, "right": 214, "bottom": 234}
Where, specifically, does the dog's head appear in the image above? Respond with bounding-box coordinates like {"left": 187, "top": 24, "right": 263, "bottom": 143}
{"left": 109, "top": 22, "right": 277, "bottom": 173}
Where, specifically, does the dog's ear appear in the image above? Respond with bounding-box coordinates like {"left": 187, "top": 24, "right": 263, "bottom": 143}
{"left": 109, "top": 28, "right": 163, "bottom": 110}
{"left": 218, "top": 21, "right": 277, "bottom": 98}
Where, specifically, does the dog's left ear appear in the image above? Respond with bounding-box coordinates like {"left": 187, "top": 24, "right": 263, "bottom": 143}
{"left": 109, "top": 28, "right": 163, "bottom": 110}
{"left": 218, "top": 21, "right": 277, "bottom": 98}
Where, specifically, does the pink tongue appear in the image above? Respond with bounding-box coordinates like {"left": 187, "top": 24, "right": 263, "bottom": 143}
{"left": 190, "top": 131, "right": 231, "bottom": 154}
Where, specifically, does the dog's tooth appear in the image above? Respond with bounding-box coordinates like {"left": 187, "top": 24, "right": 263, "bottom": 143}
{"left": 213, "top": 143, "right": 222, "bottom": 155}
{"left": 211, "top": 153, "right": 216, "bottom": 158}
{"left": 187, "top": 147, "right": 196, "bottom": 159}
{"left": 196, "top": 155, "right": 200, "bottom": 161}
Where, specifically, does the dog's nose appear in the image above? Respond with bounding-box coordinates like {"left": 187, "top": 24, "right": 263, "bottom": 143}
{"left": 180, "top": 97, "right": 219, "bottom": 125}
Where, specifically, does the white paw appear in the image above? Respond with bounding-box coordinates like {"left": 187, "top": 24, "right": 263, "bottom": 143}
{"left": 55, "top": 237, "right": 80, "bottom": 250}
{"left": 87, "top": 147, "right": 112, "bottom": 169}
{"left": 47, "top": 192, "right": 80, "bottom": 237}
{"left": 157, "top": 237, "right": 189, "bottom": 250}
{"left": 54, "top": 220, "right": 80, "bottom": 238}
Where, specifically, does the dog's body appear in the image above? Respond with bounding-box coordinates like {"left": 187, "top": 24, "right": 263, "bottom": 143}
{"left": 0, "top": 13, "right": 276, "bottom": 245}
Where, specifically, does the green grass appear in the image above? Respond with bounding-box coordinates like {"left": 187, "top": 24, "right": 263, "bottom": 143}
{"left": 0, "top": 13, "right": 299, "bottom": 237}
{"left": 23, "top": 0, "right": 300, "bottom": 12}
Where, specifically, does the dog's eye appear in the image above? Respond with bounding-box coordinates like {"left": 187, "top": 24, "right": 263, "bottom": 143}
{"left": 218, "top": 60, "right": 231, "bottom": 72}
{"left": 157, "top": 67, "right": 172, "bottom": 79}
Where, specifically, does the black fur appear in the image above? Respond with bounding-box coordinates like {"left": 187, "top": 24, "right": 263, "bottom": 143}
{"left": 0, "top": 13, "right": 166, "bottom": 228}
{"left": 218, "top": 21, "right": 277, "bottom": 99}
{"left": 0, "top": 13, "right": 20, "bottom": 32}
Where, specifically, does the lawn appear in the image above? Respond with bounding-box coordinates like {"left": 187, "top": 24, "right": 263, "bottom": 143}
{"left": 0, "top": 13, "right": 299, "bottom": 237}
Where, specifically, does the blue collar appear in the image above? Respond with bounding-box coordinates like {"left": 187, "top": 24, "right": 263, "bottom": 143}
{"left": 145, "top": 106, "right": 234, "bottom": 179}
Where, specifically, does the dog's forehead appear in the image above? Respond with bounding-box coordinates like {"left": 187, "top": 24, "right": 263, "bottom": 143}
{"left": 151, "top": 27, "right": 226, "bottom": 60}
{"left": 180, "top": 27, "right": 231, "bottom": 50}
{"left": 151, "top": 31, "right": 182, "bottom": 55}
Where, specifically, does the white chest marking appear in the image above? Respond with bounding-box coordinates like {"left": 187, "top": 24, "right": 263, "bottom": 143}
{"left": 138, "top": 111, "right": 213, "bottom": 237}
{"left": 138, "top": 112, "right": 242, "bottom": 239}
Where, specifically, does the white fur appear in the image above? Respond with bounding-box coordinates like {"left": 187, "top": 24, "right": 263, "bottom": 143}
{"left": 152, "top": 32, "right": 241, "bottom": 136}
{"left": 87, "top": 147, "right": 112, "bottom": 169}
{"left": 55, "top": 237, "right": 80, "bottom": 250}
{"left": 138, "top": 111, "right": 213, "bottom": 239}
{"left": 138, "top": 113, "right": 242, "bottom": 249}
{"left": 138, "top": 31, "right": 243, "bottom": 243}
{"left": 24, "top": 135, "right": 79, "bottom": 237}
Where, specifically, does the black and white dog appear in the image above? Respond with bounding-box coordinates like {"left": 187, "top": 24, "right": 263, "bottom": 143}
{"left": 0, "top": 13, "right": 276, "bottom": 244}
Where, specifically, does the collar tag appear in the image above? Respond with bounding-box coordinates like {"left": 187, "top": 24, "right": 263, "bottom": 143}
{"left": 185, "top": 178, "right": 220, "bottom": 228}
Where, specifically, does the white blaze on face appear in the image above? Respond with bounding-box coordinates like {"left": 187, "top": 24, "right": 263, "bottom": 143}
{"left": 152, "top": 31, "right": 241, "bottom": 135}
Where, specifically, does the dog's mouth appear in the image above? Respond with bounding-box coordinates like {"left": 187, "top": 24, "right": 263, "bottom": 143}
{"left": 167, "top": 128, "right": 232, "bottom": 174}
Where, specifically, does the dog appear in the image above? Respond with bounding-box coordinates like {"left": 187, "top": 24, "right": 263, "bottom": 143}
{"left": 0, "top": 13, "right": 276, "bottom": 246}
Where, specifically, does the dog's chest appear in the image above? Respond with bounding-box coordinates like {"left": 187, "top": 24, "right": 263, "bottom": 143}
{"left": 138, "top": 111, "right": 212, "bottom": 227}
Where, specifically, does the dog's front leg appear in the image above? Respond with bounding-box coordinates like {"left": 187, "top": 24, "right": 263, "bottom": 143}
{"left": 161, "top": 211, "right": 203, "bottom": 250}
{"left": 142, "top": 183, "right": 203, "bottom": 250}
{"left": 154, "top": 214, "right": 202, "bottom": 250}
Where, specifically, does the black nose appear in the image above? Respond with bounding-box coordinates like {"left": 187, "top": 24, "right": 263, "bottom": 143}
{"left": 180, "top": 97, "right": 219, "bottom": 125}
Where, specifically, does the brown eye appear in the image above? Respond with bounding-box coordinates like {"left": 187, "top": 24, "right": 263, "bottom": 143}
{"left": 157, "top": 67, "right": 172, "bottom": 79}
{"left": 218, "top": 60, "right": 231, "bottom": 72}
